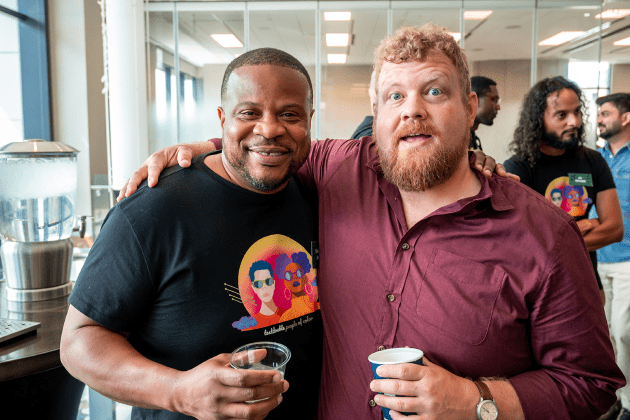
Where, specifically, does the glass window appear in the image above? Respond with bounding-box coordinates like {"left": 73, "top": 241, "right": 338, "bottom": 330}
{"left": 0, "top": 2, "right": 23, "bottom": 146}
{"left": 320, "top": 6, "right": 386, "bottom": 140}
{"left": 464, "top": 3, "right": 534, "bottom": 163}
{"left": 536, "top": 1, "right": 609, "bottom": 146}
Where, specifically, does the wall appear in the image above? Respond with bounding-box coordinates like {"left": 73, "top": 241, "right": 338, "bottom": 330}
{"left": 320, "top": 65, "right": 372, "bottom": 140}
{"left": 611, "top": 63, "right": 630, "bottom": 93}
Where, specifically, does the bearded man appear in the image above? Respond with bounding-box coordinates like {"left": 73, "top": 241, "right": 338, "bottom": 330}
{"left": 504, "top": 76, "right": 623, "bottom": 308}
{"left": 117, "top": 27, "right": 623, "bottom": 420}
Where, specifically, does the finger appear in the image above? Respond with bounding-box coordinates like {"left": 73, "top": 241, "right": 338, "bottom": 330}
{"left": 371, "top": 378, "right": 417, "bottom": 397}
{"left": 472, "top": 150, "right": 486, "bottom": 170}
{"left": 221, "top": 394, "right": 283, "bottom": 420}
{"left": 375, "top": 362, "right": 424, "bottom": 381}
{"left": 482, "top": 156, "right": 497, "bottom": 178}
{"left": 117, "top": 180, "right": 129, "bottom": 202}
{"left": 494, "top": 163, "right": 507, "bottom": 176}
{"left": 222, "top": 366, "right": 286, "bottom": 389}
{"left": 177, "top": 148, "right": 193, "bottom": 168}
{"left": 230, "top": 349, "right": 268, "bottom": 367}
{"left": 373, "top": 393, "right": 418, "bottom": 414}
{"left": 508, "top": 173, "right": 521, "bottom": 181}
{"left": 389, "top": 408, "right": 420, "bottom": 420}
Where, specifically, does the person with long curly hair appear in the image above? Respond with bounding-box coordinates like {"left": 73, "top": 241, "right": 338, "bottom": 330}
{"left": 504, "top": 76, "right": 623, "bottom": 306}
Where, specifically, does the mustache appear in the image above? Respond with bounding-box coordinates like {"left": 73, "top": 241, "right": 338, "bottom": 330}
{"left": 392, "top": 120, "right": 438, "bottom": 143}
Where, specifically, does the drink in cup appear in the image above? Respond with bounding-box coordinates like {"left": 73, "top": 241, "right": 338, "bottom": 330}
{"left": 230, "top": 341, "right": 291, "bottom": 402}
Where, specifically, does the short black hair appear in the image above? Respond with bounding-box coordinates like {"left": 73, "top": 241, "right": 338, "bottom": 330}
{"left": 471, "top": 76, "right": 497, "bottom": 98}
{"left": 221, "top": 48, "right": 313, "bottom": 108}
{"left": 596, "top": 93, "right": 630, "bottom": 114}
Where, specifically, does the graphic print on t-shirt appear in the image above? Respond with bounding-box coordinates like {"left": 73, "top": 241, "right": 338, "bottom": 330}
{"left": 544, "top": 176, "right": 592, "bottom": 218}
{"left": 230, "top": 235, "right": 320, "bottom": 331}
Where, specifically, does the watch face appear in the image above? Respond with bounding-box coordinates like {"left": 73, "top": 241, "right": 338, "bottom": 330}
{"left": 479, "top": 401, "right": 498, "bottom": 420}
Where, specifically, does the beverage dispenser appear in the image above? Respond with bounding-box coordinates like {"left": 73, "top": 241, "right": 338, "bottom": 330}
{"left": 0, "top": 140, "right": 79, "bottom": 301}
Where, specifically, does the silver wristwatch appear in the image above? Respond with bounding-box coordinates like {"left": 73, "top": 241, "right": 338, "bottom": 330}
{"left": 474, "top": 380, "right": 499, "bottom": 420}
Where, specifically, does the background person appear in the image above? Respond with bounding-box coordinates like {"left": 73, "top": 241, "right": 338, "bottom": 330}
{"left": 504, "top": 76, "right": 623, "bottom": 304}
{"left": 591, "top": 92, "right": 630, "bottom": 420}
{"left": 469, "top": 75, "right": 501, "bottom": 150}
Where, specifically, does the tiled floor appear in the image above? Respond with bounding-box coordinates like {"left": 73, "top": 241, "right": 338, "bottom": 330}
{"left": 76, "top": 386, "right": 133, "bottom": 420}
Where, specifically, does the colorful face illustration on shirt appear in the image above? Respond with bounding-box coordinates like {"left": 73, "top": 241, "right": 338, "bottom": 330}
{"left": 544, "top": 176, "right": 592, "bottom": 218}
{"left": 231, "top": 235, "right": 319, "bottom": 331}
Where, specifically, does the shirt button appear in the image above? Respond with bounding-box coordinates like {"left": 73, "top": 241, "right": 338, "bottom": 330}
{"left": 387, "top": 294, "right": 396, "bottom": 302}
{"left": 369, "top": 399, "right": 377, "bottom": 407}
{"left": 378, "top": 345, "right": 386, "bottom": 351}
{"left": 401, "top": 243, "right": 410, "bottom": 250}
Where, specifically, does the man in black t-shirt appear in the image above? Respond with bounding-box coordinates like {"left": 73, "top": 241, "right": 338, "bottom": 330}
{"left": 504, "top": 76, "right": 623, "bottom": 302}
{"left": 60, "top": 49, "right": 322, "bottom": 420}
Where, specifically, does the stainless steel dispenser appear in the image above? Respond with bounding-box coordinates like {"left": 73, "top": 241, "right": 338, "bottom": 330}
{"left": 0, "top": 140, "right": 79, "bottom": 301}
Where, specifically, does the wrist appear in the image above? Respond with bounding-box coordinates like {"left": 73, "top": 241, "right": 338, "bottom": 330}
{"left": 474, "top": 380, "right": 499, "bottom": 420}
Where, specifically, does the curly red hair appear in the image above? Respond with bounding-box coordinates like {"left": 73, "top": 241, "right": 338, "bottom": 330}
{"left": 373, "top": 24, "right": 471, "bottom": 105}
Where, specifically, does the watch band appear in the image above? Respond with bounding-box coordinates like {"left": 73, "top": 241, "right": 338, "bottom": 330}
{"left": 474, "top": 380, "right": 494, "bottom": 401}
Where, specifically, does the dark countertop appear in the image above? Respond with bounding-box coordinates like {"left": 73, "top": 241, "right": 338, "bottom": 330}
{"left": 0, "top": 280, "right": 71, "bottom": 381}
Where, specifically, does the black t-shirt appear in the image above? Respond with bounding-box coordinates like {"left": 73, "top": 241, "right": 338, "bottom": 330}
{"left": 504, "top": 147, "right": 616, "bottom": 288}
{"left": 70, "top": 152, "right": 322, "bottom": 420}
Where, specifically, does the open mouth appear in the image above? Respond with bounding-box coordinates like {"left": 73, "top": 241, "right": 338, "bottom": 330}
{"left": 401, "top": 133, "right": 432, "bottom": 142}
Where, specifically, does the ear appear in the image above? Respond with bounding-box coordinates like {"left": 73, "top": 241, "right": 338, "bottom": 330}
{"left": 467, "top": 92, "right": 478, "bottom": 128}
{"left": 621, "top": 111, "right": 630, "bottom": 128}
{"left": 218, "top": 107, "right": 226, "bottom": 130}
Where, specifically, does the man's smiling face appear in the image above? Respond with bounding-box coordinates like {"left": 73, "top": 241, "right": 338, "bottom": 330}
{"left": 219, "top": 64, "right": 313, "bottom": 194}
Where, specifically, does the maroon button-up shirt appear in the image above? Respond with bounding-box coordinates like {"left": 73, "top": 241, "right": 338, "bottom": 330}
{"left": 298, "top": 137, "right": 624, "bottom": 420}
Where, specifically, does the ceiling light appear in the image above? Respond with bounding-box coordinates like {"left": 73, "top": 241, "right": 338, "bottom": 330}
{"left": 449, "top": 32, "right": 462, "bottom": 42}
{"left": 584, "top": 13, "right": 591, "bottom": 17}
{"left": 464, "top": 11, "right": 492, "bottom": 20}
{"left": 324, "top": 11, "right": 351, "bottom": 21}
{"left": 538, "top": 32, "right": 583, "bottom": 46}
{"left": 326, "top": 33, "right": 349, "bottom": 47}
{"left": 613, "top": 36, "right": 630, "bottom": 46}
{"left": 211, "top": 34, "right": 243, "bottom": 48}
{"left": 595, "top": 9, "right": 630, "bottom": 19}
{"left": 327, "top": 54, "right": 347, "bottom": 64}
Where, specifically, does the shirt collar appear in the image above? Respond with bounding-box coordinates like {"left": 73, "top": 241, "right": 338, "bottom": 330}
{"left": 365, "top": 139, "right": 514, "bottom": 215}
{"left": 603, "top": 140, "right": 630, "bottom": 155}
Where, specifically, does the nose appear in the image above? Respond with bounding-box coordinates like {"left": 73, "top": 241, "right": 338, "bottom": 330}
{"left": 401, "top": 93, "right": 427, "bottom": 121}
{"left": 253, "top": 114, "right": 286, "bottom": 139}
{"left": 567, "top": 112, "right": 580, "bottom": 128}
{"left": 496, "top": 102, "right": 501, "bottom": 111}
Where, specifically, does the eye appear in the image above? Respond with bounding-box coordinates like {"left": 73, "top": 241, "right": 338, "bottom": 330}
{"left": 389, "top": 92, "right": 402, "bottom": 101}
{"left": 428, "top": 88, "right": 441, "bottom": 96}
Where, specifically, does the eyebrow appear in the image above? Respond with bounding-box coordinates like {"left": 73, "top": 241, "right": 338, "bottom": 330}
{"left": 233, "top": 101, "right": 305, "bottom": 111}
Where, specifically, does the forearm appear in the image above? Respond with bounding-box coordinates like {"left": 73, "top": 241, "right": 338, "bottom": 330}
{"left": 484, "top": 379, "right": 525, "bottom": 420}
{"left": 583, "top": 220, "right": 624, "bottom": 251}
{"left": 61, "top": 325, "right": 180, "bottom": 411}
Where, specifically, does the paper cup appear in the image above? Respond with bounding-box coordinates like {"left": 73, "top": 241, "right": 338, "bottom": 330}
{"left": 368, "top": 348, "right": 424, "bottom": 419}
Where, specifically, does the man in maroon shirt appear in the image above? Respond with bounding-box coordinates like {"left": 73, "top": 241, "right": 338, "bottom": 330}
{"left": 119, "top": 24, "right": 623, "bottom": 420}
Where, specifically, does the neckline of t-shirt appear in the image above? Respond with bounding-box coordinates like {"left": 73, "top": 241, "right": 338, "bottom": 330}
{"left": 193, "top": 151, "right": 290, "bottom": 202}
